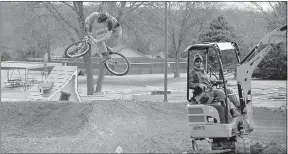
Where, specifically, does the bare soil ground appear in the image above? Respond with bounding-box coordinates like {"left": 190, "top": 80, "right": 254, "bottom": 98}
{"left": 1, "top": 73, "right": 287, "bottom": 153}
{"left": 1, "top": 100, "right": 286, "bottom": 153}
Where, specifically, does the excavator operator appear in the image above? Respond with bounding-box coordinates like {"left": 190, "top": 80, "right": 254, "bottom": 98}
{"left": 189, "top": 54, "right": 240, "bottom": 117}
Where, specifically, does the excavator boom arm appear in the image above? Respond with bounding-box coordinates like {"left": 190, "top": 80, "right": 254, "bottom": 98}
{"left": 236, "top": 25, "right": 287, "bottom": 129}
{"left": 240, "top": 25, "right": 287, "bottom": 66}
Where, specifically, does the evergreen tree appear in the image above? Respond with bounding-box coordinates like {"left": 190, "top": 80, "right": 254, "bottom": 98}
{"left": 198, "top": 15, "right": 238, "bottom": 43}
{"left": 198, "top": 15, "right": 239, "bottom": 78}
{"left": 252, "top": 43, "right": 287, "bottom": 80}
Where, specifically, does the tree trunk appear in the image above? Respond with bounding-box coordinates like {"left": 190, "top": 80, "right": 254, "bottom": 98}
{"left": 95, "top": 63, "right": 105, "bottom": 92}
{"left": 47, "top": 50, "right": 51, "bottom": 62}
{"left": 75, "top": 2, "right": 94, "bottom": 95}
{"left": 47, "top": 44, "right": 51, "bottom": 62}
{"left": 174, "top": 51, "right": 180, "bottom": 78}
{"left": 82, "top": 52, "right": 94, "bottom": 95}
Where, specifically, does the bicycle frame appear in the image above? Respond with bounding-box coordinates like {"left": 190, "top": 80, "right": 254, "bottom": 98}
{"left": 83, "top": 32, "right": 115, "bottom": 59}
{"left": 78, "top": 33, "right": 103, "bottom": 59}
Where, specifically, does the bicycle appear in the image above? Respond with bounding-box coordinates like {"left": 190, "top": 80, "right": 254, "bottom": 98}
{"left": 64, "top": 32, "right": 130, "bottom": 76}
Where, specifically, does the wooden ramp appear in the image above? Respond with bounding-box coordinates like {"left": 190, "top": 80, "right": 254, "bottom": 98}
{"left": 29, "top": 66, "right": 82, "bottom": 102}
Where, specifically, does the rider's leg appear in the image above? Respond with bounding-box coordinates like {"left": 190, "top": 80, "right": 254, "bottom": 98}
{"left": 95, "top": 41, "right": 111, "bottom": 63}
{"left": 110, "top": 26, "right": 122, "bottom": 47}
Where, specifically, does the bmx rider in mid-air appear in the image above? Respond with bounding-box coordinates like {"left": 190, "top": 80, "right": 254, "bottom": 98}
{"left": 85, "top": 11, "right": 122, "bottom": 63}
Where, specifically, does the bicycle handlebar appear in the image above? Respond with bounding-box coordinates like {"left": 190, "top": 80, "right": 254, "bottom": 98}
{"left": 83, "top": 32, "right": 98, "bottom": 44}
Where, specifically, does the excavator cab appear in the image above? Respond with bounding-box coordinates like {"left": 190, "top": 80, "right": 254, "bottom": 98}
{"left": 185, "top": 42, "right": 240, "bottom": 123}
{"left": 184, "top": 42, "right": 249, "bottom": 153}
{"left": 183, "top": 25, "right": 287, "bottom": 153}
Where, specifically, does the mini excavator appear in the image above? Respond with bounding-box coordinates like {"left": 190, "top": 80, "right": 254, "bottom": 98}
{"left": 184, "top": 25, "right": 287, "bottom": 153}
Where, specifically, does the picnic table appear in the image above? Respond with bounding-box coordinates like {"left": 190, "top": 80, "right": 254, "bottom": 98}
{"left": 4, "top": 78, "right": 35, "bottom": 90}
{"left": 1, "top": 61, "right": 60, "bottom": 91}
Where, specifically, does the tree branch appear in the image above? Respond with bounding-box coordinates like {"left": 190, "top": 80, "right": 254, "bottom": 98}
{"left": 62, "top": 1, "right": 77, "bottom": 12}
{"left": 45, "top": 2, "right": 79, "bottom": 37}
{"left": 44, "top": 7, "right": 76, "bottom": 42}
{"left": 268, "top": 2, "right": 277, "bottom": 13}
{"left": 116, "top": 2, "right": 127, "bottom": 22}
{"left": 122, "top": 2, "right": 145, "bottom": 19}
{"left": 268, "top": 2, "right": 282, "bottom": 21}
{"left": 250, "top": 2, "right": 272, "bottom": 23}
{"left": 72, "top": 2, "right": 79, "bottom": 14}
{"left": 30, "top": 13, "right": 53, "bottom": 22}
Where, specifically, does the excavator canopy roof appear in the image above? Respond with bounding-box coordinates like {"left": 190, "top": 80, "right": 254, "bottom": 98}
{"left": 183, "top": 42, "right": 238, "bottom": 54}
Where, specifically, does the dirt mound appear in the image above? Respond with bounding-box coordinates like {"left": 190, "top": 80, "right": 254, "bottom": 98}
{"left": 2, "top": 100, "right": 286, "bottom": 153}
{"left": 72, "top": 99, "right": 188, "bottom": 153}
{"left": 2, "top": 101, "right": 93, "bottom": 138}
{"left": 251, "top": 142, "right": 287, "bottom": 154}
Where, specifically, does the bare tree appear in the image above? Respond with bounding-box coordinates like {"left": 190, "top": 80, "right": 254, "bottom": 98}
{"left": 19, "top": 17, "right": 54, "bottom": 61}
{"left": 149, "top": 2, "right": 216, "bottom": 78}
{"left": 94, "top": 2, "right": 145, "bottom": 92}
{"left": 248, "top": 2, "right": 287, "bottom": 30}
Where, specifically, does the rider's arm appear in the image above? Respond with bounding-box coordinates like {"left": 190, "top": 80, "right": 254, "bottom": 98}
{"left": 94, "top": 31, "right": 112, "bottom": 42}
{"left": 95, "top": 28, "right": 108, "bottom": 36}
{"left": 93, "top": 19, "right": 115, "bottom": 42}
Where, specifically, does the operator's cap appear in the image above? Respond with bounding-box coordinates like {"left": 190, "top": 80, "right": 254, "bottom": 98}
{"left": 194, "top": 54, "right": 203, "bottom": 62}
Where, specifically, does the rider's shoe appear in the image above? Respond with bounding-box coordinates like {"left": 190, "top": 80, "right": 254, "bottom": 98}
{"left": 100, "top": 52, "right": 111, "bottom": 63}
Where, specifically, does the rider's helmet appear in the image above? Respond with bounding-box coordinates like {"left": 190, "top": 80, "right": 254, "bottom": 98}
{"left": 97, "top": 11, "right": 109, "bottom": 23}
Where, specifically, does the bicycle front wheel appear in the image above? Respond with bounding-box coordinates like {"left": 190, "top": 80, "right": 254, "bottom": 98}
{"left": 104, "top": 52, "right": 130, "bottom": 76}
{"left": 64, "top": 41, "right": 91, "bottom": 58}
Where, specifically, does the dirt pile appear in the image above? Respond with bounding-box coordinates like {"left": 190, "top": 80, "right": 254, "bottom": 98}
{"left": 72, "top": 99, "right": 188, "bottom": 153}
{"left": 2, "top": 101, "right": 93, "bottom": 138}
{"left": 1, "top": 100, "right": 286, "bottom": 153}
{"left": 251, "top": 142, "right": 287, "bottom": 154}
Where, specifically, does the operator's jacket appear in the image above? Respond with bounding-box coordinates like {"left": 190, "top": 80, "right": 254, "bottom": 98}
{"left": 189, "top": 67, "right": 225, "bottom": 102}
{"left": 189, "top": 67, "right": 212, "bottom": 91}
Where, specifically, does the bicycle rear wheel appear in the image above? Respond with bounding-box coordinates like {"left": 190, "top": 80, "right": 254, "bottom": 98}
{"left": 104, "top": 52, "right": 130, "bottom": 76}
{"left": 64, "top": 41, "right": 91, "bottom": 58}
